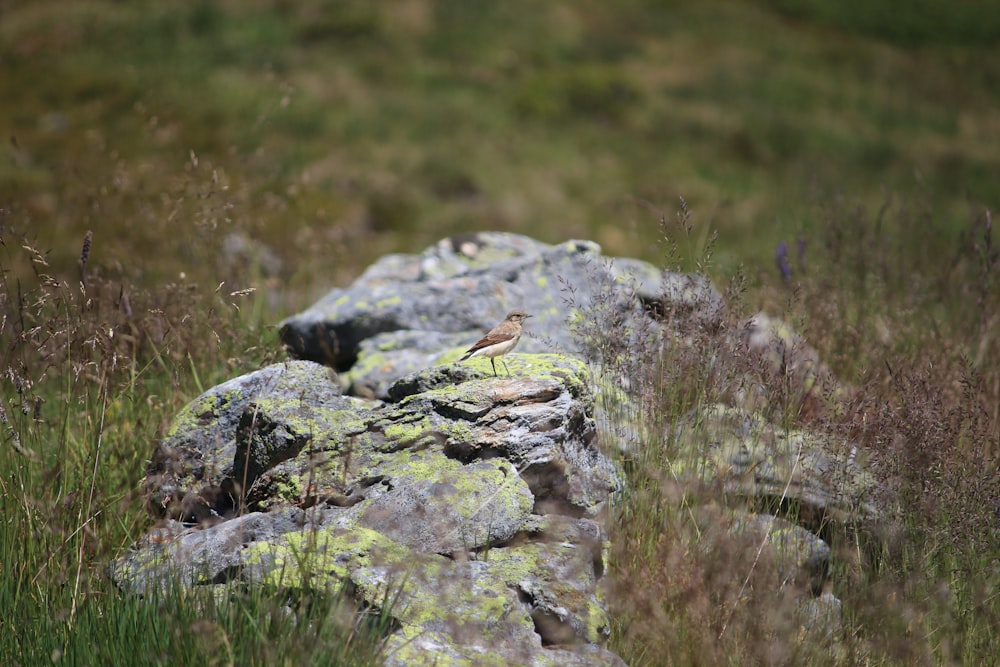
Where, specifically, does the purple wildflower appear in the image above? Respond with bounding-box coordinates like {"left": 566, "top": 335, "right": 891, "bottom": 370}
{"left": 775, "top": 241, "right": 792, "bottom": 282}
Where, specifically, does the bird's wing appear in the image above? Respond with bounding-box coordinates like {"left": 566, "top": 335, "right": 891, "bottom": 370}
{"left": 462, "top": 331, "right": 515, "bottom": 356}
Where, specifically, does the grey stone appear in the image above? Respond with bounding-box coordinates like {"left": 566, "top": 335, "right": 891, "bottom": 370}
{"left": 109, "top": 509, "right": 307, "bottom": 595}
{"left": 344, "top": 329, "right": 473, "bottom": 398}
{"left": 119, "top": 232, "right": 881, "bottom": 665}
{"left": 671, "top": 404, "right": 877, "bottom": 530}
{"left": 357, "top": 457, "right": 534, "bottom": 554}
{"left": 731, "top": 513, "right": 832, "bottom": 595}
{"left": 797, "top": 591, "right": 844, "bottom": 644}
{"left": 143, "top": 360, "right": 344, "bottom": 521}
{"left": 279, "top": 232, "right": 724, "bottom": 386}
{"left": 115, "top": 351, "right": 621, "bottom": 665}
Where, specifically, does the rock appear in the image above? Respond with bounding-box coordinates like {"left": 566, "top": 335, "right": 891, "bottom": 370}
{"left": 643, "top": 270, "right": 725, "bottom": 332}
{"left": 356, "top": 457, "right": 534, "bottom": 554}
{"left": 143, "top": 360, "right": 347, "bottom": 521}
{"left": 279, "top": 232, "right": 725, "bottom": 392}
{"left": 108, "top": 509, "right": 308, "bottom": 595}
{"left": 734, "top": 311, "right": 841, "bottom": 416}
{"left": 670, "top": 404, "right": 877, "bottom": 532}
{"left": 345, "top": 330, "right": 472, "bottom": 399}
{"left": 797, "top": 591, "right": 844, "bottom": 645}
{"left": 116, "top": 353, "right": 621, "bottom": 664}
{"left": 729, "top": 511, "right": 838, "bottom": 640}
{"left": 732, "top": 514, "right": 831, "bottom": 596}
{"left": 121, "top": 232, "right": 878, "bottom": 664}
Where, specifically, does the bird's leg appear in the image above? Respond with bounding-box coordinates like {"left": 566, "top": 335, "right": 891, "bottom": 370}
{"left": 490, "top": 358, "right": 498, "bottom": 377}
{"left": 502, "top": 358, "right": 511, "bottom": 377}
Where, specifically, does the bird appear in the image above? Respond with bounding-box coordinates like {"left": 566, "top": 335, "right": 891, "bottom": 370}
{"left": 460, "top": 310, "right": 532, "bottom": 377}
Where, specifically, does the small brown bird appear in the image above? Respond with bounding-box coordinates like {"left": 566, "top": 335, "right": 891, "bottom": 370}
{"left": 460, "top": 310, "right": 532, "bottom": 377}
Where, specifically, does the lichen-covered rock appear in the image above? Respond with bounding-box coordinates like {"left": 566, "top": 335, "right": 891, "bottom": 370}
{"left": 731, "top": 514, "right": 832, "bottom": 596}
{"left": 346, "top": 330, "right": 473, "bottom": 398}
{"left": 109, "top": 509, "right": 309, "bottom": 595}
{"left": 116, "top": 351, "right": 621, "bottom": 664}
{"left": 357, "top": 455, "right": 534, "bottom": 554}
{"left": 671, "top": 404, "right": 877, "bottom": 531}
{"left": 119, "top": 232, "right": 879, "bottom": 664}
{"left": 280, "top": 232, "right": 724, "bottom": 396}
{"left": 143, "top": 360, "right": 348, "bottom": 522}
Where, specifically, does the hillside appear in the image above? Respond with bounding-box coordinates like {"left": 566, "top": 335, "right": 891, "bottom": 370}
{"left": 3, "top": 0, "right": 997, "bottom": 296}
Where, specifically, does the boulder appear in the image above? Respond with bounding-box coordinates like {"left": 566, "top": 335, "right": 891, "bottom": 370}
{"left": 670, "top": 404, "right": 877, "bottom": 533}
{"left": 279, "top": 232, "right": 724, "bottom": 397}
{"left": 143, "top": 360, "right": 348, "bottom": 522}
{"left": 117, "top": 354, "right": 622, "bottom": 664}
{"left": 732, "top": 514, "right": 831, "bottom": 597}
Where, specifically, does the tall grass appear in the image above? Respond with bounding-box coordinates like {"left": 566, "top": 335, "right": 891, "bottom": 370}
{"left": 0, "top": 212, "right": 392, "bottom": 664}
{"left": 595, "top": 201, "right": 999, "bottom": 665}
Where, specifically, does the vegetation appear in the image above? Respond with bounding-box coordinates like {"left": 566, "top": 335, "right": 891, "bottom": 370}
{"left": 2, "top": 0, "right": 997, "bottom": 664}
{"left": 598, "top": 207, "right": 999, "bottom": 665}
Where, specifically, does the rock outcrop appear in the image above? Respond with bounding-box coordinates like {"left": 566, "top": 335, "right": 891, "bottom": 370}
{"left": 118, "top": 355, "right": 624, "bottom": 665}
{"left": 116, "top": 231, "right": 877, "bottom": 663}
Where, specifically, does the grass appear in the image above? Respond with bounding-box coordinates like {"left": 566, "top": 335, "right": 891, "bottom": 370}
{"left": 2, "top": 1, "right": 999, "bottom": 665}
{"left": 3, "top": 0, "right": 999, "bottom": 282}
{"left": 583, "top": 204, "right": 998, "bottom": 665}
{"left": 0, "top": 228, "right": 396, "bottom": 664}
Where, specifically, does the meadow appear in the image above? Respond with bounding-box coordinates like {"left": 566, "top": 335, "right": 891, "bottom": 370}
{"left": 2, "top": 1, "right": 998, "bottom": 664}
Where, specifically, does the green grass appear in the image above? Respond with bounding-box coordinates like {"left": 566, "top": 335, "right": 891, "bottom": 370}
{"left": 1, "top": 1, "right": 998, "bottom": 664}
{"left": 0, "top": 237, "right": 395, "bottom": 664}
{"left": 3, "top": 0, "right": 998, "bottom": 283}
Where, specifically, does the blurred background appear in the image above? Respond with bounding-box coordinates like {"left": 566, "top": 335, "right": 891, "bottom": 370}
{"left": 2, "top": 0, "right": 998, "bottom": 311}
